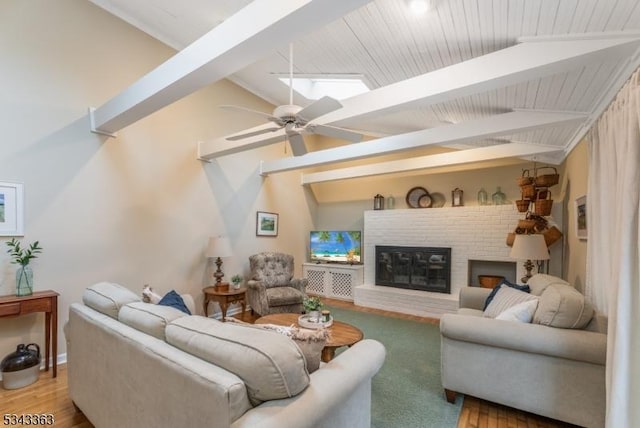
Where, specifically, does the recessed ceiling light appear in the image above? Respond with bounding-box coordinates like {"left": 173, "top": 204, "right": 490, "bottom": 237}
{"left": 409, "top": 0, "right": 429, "bottom": 15}
{"left": 277, "top": 75, "right": 370, "bottom": 100}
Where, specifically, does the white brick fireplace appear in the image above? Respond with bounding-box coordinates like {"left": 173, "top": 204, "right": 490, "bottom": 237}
{"left": 355, "top": 205, "right": 561, "bottom": 318}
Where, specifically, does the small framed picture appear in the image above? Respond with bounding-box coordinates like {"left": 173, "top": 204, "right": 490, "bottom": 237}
{"left": 0, "top": 182, "right": 24, "bottom": 236}
{"left": 575, "top": 195, "right": 587, "bottom": 240}
{"left": 256, "top": 211, "right": 279, "bottom": 237}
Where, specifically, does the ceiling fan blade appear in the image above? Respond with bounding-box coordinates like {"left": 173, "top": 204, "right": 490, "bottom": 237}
{"left": 296, "top": 96, "right": 342, "bottom": 122}
{"left": 226, "top": 126, "right": 283, "bottom": 141}
{"left": 220, "top": 105, "right": 278, "bottom": 122}
{"left": 307, "top": 124, "right": 363, "bottom": 142}
{"left": 287, "top": 132, "right": 308, "bottom": 156}
{"left": 236, "top": 132, "right": 288, "bottom": 149}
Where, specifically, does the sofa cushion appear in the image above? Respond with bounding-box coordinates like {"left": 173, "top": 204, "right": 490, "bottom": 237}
{"left": 165, "top": 316, "right": 310, "bottom": 405}
{"left": 527, "top": 274, "right": 570, "bottom": 296}
{"left": 495, "top": 299, "right": 539, "bottom": 323}
{"left": 483, "top": 279, "right": 530, "bottom": 310}
{"left": 158, "top": 290, "right": 191, "bottom": 315}
{"left": 224, "top": 318, "right": 328, "bottom": 373}
{"left": 483, "top": 285, "right": 538, "bottom": 319}
{"left": 533, "top": 283, "right": 594, "bottom": 329}
{"left": 83, "top": 282, "right": 141, "bottom": 319}
{"left": 118, "top": 302, "right": 188, "bottom": 340}
{"left": 266, "top": 286, "right": 304, "bottom": 307}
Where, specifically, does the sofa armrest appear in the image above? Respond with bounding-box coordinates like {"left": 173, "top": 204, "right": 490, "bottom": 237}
{"left": 289, "top": 278, "right": 308, "bottom": 293}
{"left": 232, "top": 339, "right": 386, "bottom": 428}
{"left": 459, "top": 287, "right": 492, "bottom": 310}
{"left": 246, "top": 280, "right": 269, "bottom": 315}
{"left": 440, "top": 314, "right": 606, "bottom": 365}
{"left": 180, "top": 294, "right": 196, "bottom": 315}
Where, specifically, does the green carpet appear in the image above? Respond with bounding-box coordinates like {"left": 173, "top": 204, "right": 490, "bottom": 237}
{"left": 327, "top": 305, "right": 462, "bottom": 428}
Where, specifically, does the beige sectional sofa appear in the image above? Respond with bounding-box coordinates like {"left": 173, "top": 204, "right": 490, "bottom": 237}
{"left": 66, "top": 282, "right": 385, "bottom": 428}
{"left": 440, "top": 274, "right": 606, "bottom": 428}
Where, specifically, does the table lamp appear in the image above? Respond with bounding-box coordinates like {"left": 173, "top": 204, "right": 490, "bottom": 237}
{"left": 206, "top": 237, "right": 233, "bottom": 290}
{"left": 509, "top": 234, "right": 549, "bottom": 283}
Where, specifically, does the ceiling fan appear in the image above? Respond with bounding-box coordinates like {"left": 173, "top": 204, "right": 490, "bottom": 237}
{"left": 221, "top": 44, "right": 363, "bottom": 155}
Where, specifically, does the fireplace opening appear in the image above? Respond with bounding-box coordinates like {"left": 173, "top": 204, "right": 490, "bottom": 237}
{"left": 376, "top": 246, "right": 451, "bottom": 293}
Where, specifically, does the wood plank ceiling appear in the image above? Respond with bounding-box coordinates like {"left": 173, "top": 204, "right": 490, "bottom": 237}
{"left": 90, "top": 0, "right": 640, "bottom": 181}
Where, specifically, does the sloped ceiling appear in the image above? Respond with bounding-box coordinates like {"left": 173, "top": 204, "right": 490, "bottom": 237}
{"left": 89, "top": 0, "right": 640, "bottom": 182}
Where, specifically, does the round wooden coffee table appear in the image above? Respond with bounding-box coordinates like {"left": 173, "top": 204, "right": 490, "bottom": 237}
{"left": 255, "top": 313, "right": 363, "bottom": 362}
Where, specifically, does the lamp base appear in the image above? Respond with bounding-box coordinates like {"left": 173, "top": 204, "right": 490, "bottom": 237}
{"left": 521, "top": 259, "right": 535, "bottom": 284}
{"left": 214, "top": 282, "right": 229, "bottom": 292}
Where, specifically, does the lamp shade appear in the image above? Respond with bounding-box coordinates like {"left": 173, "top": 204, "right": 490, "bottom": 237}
{"left": 206, "top": 237, "right": 233, "bottom": 258}
{"left": 509, "top": 234, "right": 549, "bottom": 261}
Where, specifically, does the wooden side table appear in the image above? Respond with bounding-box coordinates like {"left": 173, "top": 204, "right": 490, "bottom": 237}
{"left": 255, "top": 313, "right": 364, "bottom": 362}
{"left": 0, "top": 290, "right": 59, "bottom": 377}
{"left": 203, "top": 286, "right": 247, "bottom": 320}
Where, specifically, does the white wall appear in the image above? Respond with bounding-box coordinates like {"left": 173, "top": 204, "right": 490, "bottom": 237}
{"left": 560, "top": 139, "right": 588, "bottom": 292}
{"left": 0, "top": 1, "right": 316, "bottom": 360}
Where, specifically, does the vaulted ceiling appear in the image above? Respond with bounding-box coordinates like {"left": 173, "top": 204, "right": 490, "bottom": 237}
{"left": 89, "top": 0, "right": 640, "bottom": 183}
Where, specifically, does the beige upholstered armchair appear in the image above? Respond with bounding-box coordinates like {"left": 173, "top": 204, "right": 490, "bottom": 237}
{"left": 247, "top": 252, "right": 307, "bottom": 316}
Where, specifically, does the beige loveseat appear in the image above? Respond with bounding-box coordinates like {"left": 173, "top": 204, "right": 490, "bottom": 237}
{"left": 66, "top": 282, "right": 385, "bottom": 428}
{"left": 440, "top": 274, "right": 606, "bottom": 428}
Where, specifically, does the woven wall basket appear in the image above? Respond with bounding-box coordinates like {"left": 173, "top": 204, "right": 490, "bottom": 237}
{"left": 535, "top": 166, "right": 559, "bottom": 187}
{"left": 534, "top": 192, "right": 553, "bottom": 216}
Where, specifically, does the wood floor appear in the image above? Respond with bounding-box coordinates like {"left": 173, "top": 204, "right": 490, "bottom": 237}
{"left": 0, "top": 299, "right": 579, "bottom": 428}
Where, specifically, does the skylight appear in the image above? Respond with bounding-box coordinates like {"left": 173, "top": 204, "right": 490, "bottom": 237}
{"left": 277, "top": 75, "right": 369, "bottom": 100}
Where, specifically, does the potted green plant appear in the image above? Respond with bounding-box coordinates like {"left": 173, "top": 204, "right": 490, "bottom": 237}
{"left": 303, "top": 296, "right": 323, "bottom": 321}
{"left": 231, "top": 274, "right": 242, "bottom": 289}
{"left": 5, "top": 238, "right": 43, "bottom": 296}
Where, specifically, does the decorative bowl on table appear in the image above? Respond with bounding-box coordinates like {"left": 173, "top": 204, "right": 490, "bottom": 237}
{"left": 298, "top": 314, "right": 333, "bottom": 329}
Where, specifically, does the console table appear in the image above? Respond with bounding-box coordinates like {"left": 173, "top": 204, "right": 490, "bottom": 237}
{"left": 0, "top": 290, "right": 59, "bottom": 377}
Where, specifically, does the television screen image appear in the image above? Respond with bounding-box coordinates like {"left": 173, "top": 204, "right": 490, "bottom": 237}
{"left": 310, "top": 231, "right": 361, "bottom": 264}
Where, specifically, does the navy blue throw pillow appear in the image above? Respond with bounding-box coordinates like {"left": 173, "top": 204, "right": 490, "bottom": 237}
{"left": 158, "top": 290, "right": 191, "bottom": 315}
{"left": 483, "top": 279, "right": 530, "bottom": 310}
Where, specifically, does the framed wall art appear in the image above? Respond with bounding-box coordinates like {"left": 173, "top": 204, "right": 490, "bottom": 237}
{"left": 256, "top": 211, "right": 278, "bottom": 237}
{"left": 0, "top": 182, "right": 24, "bottom": 236}
{"left": 575, "top": 195, "right": 587, "bottom": 240}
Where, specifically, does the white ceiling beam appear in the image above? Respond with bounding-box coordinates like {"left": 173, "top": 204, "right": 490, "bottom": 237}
{"left": 259, "top": 110, "right": 586, "bottom": 175}
{"left": 316, "top": 33, "right": 640, "bottom": 126}
{"left": 198, "top": 32, "right": 640, "bottom": 159}
{"left": 89, "top": 0, "right": 372, "bottom": 135}
{"left": 301, "top": 143, "right": 561, "bottom": 184}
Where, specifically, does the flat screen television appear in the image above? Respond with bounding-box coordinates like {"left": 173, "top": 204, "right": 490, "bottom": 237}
{"left": 309, "top": 230, "right": 362, "bottom": 264}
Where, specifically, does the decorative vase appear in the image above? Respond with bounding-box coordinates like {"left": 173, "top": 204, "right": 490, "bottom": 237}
{"left": 308, "top": 310, "right": 321, "bottom": 322}
{"left": 232, "top": 281, "right": 241, "bottom": 290}
{"left": 492, "top": 187, "right": 506, "bottom": 205}
{"left": 16, "top": 265, "right": 33, "bottom": 297}
{"left": 477, "top": 188, "right": 488, "bottom": 205}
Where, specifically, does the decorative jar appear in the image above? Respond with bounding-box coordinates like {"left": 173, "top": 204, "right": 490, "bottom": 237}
{"left": 373, "top": 194, "right": 384, "bottom": 210}
{"left": 386, "top": 195, "right": 395, "bottom": 209}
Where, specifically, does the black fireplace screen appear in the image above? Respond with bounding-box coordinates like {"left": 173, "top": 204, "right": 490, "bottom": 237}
{"left": 376, "top": 246, "right": 451, "bottom": 293}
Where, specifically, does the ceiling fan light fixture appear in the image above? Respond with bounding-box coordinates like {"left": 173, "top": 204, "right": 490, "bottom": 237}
{"left": 409, "top": 0, "right": 429, "bottom": 15}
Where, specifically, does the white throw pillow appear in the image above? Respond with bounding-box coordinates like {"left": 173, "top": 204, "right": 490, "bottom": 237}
{"left": 483, "top": 284, "right": 538, "bottom": 318}
{"left": 496, "top": 299, "right": 539, "bottom": 323}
